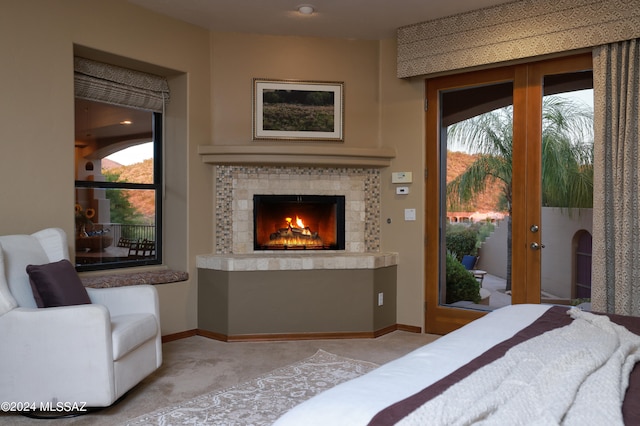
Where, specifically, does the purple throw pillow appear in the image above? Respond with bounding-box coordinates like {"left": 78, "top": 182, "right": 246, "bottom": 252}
{"left": 26, "top": 259, "right": 91, "bottom": 308}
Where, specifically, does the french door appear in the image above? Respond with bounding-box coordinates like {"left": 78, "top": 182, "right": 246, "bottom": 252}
{"left": 425, "top": 53, "right": 593, "bottom": 334}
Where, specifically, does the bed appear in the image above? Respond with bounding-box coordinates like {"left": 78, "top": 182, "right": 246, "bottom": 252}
{"left": 273, "top": 304, "right": 640, "bottom": 425}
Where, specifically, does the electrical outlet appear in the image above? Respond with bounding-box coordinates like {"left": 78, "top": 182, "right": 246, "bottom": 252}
{"left": 378, "top": 292, "right": 384, "bottom": 306}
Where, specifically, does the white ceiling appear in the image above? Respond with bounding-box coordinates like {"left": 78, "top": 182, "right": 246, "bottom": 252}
{"left": 128, "top": 0, "right": 514, "bottom": 40}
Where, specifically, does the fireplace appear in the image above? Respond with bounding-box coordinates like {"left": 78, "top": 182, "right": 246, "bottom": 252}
{"left": 253, "top": 195, "right": 345, "bottom": 250}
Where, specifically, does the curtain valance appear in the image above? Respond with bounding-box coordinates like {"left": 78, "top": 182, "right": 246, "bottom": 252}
{"left": 397, "top": 0, "right": 640, "bottom": 78}
{"left": 74, "top": 57, "right": 169, "bottom": 112}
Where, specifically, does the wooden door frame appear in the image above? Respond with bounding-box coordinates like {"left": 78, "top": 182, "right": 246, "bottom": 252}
{"left": 518, "top": 53, "right": 593, "bottom": 304}
{"left": 424, "top": 53, "right": 592, "bottom": 335}
{"left": 425, "top": 66, "right": 519, "bottom": 334}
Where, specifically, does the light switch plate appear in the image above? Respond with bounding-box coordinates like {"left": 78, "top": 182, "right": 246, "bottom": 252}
{"left": 404, "top": 208, "right": 416, "bottom": 221}
{"left": 396, "top": 186, "right": 409, "bottom": 195}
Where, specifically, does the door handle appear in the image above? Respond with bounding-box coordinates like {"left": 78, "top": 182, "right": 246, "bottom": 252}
{"left": 530, "top": 242, "right": 545, "bottom": 250}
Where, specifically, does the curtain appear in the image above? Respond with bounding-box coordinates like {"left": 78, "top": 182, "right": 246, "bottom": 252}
{"left": 74, "top": 57, "right": 169, "bottom": 113}
{"left": 592, "top": 39, "right": 640, "bottom": 315}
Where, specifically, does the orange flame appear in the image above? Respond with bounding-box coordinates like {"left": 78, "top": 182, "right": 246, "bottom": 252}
{"left": 264, "top": 213, "right": 322, "bottom": 248}
{"left": 285, "top": 216, "right": 305, "bottom": 228}
{"left": 285, "top": 216, "right": 311, "bottom": 235}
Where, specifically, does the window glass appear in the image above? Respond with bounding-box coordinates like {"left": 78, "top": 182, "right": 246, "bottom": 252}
{"left": 74, "top": 98, "right": 161, "bottom": 270}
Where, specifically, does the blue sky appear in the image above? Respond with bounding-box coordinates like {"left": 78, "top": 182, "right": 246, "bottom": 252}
{"left": 106, "top": 141, "right": 153, "bottom": 165}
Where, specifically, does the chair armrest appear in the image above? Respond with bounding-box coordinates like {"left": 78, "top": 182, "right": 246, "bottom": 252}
{"left": 1, "top": 304, "right": 112, "bottom": 352}
{"left": 87, "top": 284, "right": 160, "bottom": 317}
{"left": 87, "top": 285, "right": 162, "bottom": 367}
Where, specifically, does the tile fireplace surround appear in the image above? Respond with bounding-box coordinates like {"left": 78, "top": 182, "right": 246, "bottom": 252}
{"left": 201, "top": 165, "right": 398, "bottom": 267}
{"left": 219, "top": 165, "right": 379, "bottom": 254}
{"left": 195, "top": 162, "right": 399, "bottom": 339}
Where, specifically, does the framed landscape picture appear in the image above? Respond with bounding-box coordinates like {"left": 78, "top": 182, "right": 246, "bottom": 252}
{"left": 253, "top": 79, "right": 344, "bottom": 141}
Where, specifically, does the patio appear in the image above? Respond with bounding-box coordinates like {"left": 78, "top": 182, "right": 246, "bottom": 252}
{"left": 483, "top": 273, "right": 512, "bottom": 309}
{"left": 452, "top": 272, "right": 590, "bottom": 312}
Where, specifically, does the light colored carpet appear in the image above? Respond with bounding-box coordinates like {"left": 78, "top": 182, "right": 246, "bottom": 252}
{"left": 0, "top": 330, "right": 438, "bottom": 425}
{"left": 125, "top": 349, "right": 378, "bottom": 425}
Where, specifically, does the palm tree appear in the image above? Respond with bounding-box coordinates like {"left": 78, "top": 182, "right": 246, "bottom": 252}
{"left": 446, "top": 96, "right": 593, "bottom": 291}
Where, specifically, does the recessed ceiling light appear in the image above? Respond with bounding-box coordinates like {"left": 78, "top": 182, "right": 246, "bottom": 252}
{"left": 297, "top": 4, "right": 314, "bottom": 15}
{"left": 120, "top": 120, "right": 132, "bottom": 125}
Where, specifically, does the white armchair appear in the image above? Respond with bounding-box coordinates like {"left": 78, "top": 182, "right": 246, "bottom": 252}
{"left": 0, "top": 228, "right": 162, "bottom": 407}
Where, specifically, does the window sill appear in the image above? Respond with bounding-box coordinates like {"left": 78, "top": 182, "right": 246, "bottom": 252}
{"left": 80, "top": 269, "right": 189, "bottom": 288}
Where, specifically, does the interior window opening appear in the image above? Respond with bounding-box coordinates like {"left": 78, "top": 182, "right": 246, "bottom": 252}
{"left": 74, "top": 99, "right": 162, "bottom": 271}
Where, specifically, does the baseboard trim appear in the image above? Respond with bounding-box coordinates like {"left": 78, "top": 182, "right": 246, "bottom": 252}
{"left": 161, "top": 329, "right": 197, "bottom": 343}
{"left": 373, "top": 324, "right": 398, "bottom": 338}
{"left": 222, "top": 331, "right": 377, "bottom": 342}
{"left": 163, "top": 324, "right": 424, "bottom": 343}
{"left": 397, "top": 323, "right": 422, "bottom": 333}
{"left": 162, "top": 324, "right": 423, "bottom": 343}
{"left": 195, "top": 329, "right": 231, "bottom": 342}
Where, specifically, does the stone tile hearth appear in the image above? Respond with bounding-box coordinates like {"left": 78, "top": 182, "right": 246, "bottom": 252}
{"left": 196, "top": 252, "right": 398, "bottom": 271}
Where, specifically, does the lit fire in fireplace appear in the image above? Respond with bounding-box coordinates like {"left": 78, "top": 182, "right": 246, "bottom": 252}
{"left": 254, "top": 194, "right": 345, "bottom": 250}
{"left": 267, "top": 215, "right": 323, "bottom": 248}
{"left": 286, "top": 216, "right": 311, "bottom": 235}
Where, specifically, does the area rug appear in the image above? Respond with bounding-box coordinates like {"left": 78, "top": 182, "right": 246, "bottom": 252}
{"left": 126, "top": 349, "right": 379, "bottom": 426}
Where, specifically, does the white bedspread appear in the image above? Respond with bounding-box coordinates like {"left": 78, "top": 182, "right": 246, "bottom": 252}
{"left": 274, "top": 304, "right": 555, "bottom": 426}
{"left": 398, "top": 308, "right": 640, "bottom": 426}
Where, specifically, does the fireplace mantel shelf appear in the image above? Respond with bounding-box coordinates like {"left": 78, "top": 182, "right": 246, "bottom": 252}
{"left": 198, "top": 145, "right": 396, "bottom": 168}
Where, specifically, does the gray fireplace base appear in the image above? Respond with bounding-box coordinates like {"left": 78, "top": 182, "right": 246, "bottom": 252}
{"left": 196, "top": 253, "right": 398, "bottom": 340}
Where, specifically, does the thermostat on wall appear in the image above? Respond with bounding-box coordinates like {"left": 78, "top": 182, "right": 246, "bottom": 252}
{"left": 392, "top": 172, "right": 413, "bottom": 183}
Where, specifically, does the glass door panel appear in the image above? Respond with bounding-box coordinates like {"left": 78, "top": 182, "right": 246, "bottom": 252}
{"left": 425, "top": 54, "right": 593, "bottom": 335}
{"left": 539, "top": 73, "right": 594, "bottom": 307}
{"left": 442, "top": 82, "right": 514, "bottom": 312}
{"left": 425, "top": 66, "right": 520, "bottom": 334}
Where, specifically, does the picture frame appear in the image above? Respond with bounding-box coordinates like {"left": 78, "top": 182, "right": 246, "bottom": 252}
{"left": 253, "top": 79, "right": 344, "bottom": 141}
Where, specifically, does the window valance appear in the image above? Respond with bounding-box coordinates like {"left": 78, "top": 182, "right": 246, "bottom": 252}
{"left": 74, "top": 57, "right": 169, "bottom": 112}
{"left": 397, "top": 0, "right": 640, "bottom": 78}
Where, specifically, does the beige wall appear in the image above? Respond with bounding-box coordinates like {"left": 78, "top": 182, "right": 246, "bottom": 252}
{"left": 0, "top": 0, "right": 212, "bottom": 335}
{"left": 209, "top": 34, "right": 427, "bottom": 328}
{"left": 378, "top": 39, "right": 426, "bottom": 327}
{"left": 210, "top": 32, "right": 381, "bottom": 148}
{"left": 0, "top": 1, "right": 429, "bottom": 333}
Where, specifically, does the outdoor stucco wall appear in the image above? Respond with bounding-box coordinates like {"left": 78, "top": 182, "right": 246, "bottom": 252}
{"left": 478, "top": 208, "right": 593, "bottom": 300}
